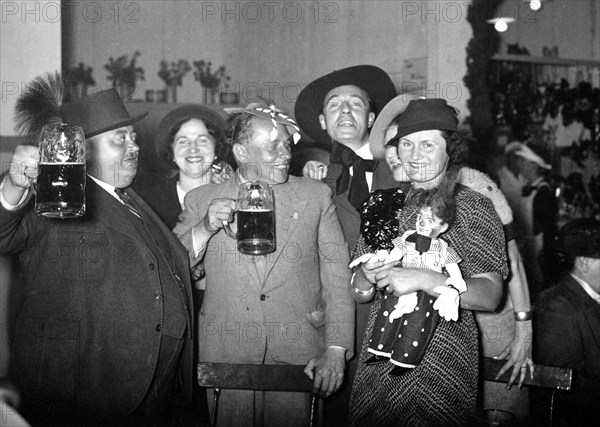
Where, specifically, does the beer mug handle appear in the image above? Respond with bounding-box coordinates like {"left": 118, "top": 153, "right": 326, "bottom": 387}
{"left": 29, "top": 167, "right": 39, "bottom": 196}
{"left": 222, "top": 219, "right": 236, "bottom": 239}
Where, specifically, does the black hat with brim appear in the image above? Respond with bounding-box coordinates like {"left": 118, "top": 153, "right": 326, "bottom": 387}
{"left": 294, "top": 65, "right": 396, "bottom": 144}
{"left": 154, "top": 104, "right": 226, "bottom": 155}
{"left": 385, "top": 98, "right": 460, "bottom": 148}
{"left": 59, "top": 88, "right": 148, "bottom": 138}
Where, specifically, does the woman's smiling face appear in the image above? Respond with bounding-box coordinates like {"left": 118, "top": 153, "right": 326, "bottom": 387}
{"left": 396, "top": 129, "right": 449, "bottom": 190}
{"left": 171, "top": 118, "right": 216, "bottom": 179}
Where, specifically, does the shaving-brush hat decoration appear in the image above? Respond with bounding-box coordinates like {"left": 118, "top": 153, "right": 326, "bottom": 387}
{"left": 15, "top": 72, "right": 148, "bottom": 142}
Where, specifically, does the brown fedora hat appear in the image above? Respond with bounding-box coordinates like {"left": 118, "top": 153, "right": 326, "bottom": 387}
{"left": 294, "top": 65, "right": 396, "bottom": 144}
{"left": 59, "top": 89, "right": 148, "bottom": 138}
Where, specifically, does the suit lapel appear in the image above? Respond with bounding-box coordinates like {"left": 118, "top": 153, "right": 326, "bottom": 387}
{"left": 129, "top": 188, "right": 185, "bottom": 271}
{"left": 372, "top": 160, "right": 397, "bottom": 191}
{"left": 261, "top": 177, "right": 307, "bottom": 288}
{"left": 86, "top": 179, "right": 146, "bottom": 244}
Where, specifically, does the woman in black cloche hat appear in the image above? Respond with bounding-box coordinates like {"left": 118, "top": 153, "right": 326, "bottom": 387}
{"left": 348, "top": 98, "right": 509, "bottom": 426}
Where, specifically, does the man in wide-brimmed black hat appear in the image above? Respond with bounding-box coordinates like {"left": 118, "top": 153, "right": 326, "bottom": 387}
{"left": 295, "top": 65, "right": 398, "bottom": 245}
{"left": 295, "top": 65, "right": 397, "bottom": 425}
{"left": 532, "top": 218, "right": 600, "bottom": 426}
{"left": 1, "top": 86, "right": 195, "bottom": 425}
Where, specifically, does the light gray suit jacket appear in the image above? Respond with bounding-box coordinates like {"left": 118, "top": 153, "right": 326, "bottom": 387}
{"left": 174, "top": 175, "right": 354, "bottom": 365}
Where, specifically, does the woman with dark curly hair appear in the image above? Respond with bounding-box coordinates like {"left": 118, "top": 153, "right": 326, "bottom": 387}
{"left": 137, "top": 104, "right": 231, "bottom": 426}
{"left": 138, "top": 104, "right": 231, "bottom": 230}
{"left": 348, "top": 98, "right": 508, "bottom": 426}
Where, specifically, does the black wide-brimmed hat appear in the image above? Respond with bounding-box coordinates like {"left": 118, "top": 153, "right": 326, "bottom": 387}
{"left": 294, "top": 65, "right": 396, "bottom": 144}
{"left": 558, "top": 218, "right": 600, "bottom": 258}
{"left": 385, "top": 98, "right": 459, "bottom": 149}
{"left": 59, "top": 89, "right": 148, "bottom": 138}
{"left": 154, "top": 104, "right": 226, "bottom": 154}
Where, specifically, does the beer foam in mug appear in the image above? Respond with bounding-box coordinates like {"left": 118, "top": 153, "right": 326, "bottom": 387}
{"left": 38, "top": 162, "right": 85, "bottom": 165}
{"left": 238, "top": 208, "right": 273, "bottom": 212}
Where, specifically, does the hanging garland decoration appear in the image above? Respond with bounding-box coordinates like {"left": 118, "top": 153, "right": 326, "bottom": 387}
{"left": 464, "top": 0, "right": 505, "bottom": 155}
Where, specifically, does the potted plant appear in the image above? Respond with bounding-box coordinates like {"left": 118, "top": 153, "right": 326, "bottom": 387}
{"left": 64, "top": 62, "right": 95, "bottom": 98}
{"left": 193, "top": 60, "right": 230, "bottom": 104}
{"left": 158, "top": 59, "right": 191, "bottom": 103}
{"left": 104, "top": 50, "right": 145, "bottom": 101}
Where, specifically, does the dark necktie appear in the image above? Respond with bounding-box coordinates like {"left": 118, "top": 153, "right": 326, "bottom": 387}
{"left": 330, "top": 141, "right": 374, "bottom": 210}
{"left": 115, "top": 188, "right": 142, "bottom": 219}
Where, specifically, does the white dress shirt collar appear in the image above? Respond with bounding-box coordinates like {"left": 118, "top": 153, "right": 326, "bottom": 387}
{"left": 571, "top": 273, "right": 600, "bottom": 304}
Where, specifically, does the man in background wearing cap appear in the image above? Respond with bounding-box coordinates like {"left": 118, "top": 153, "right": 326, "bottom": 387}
{"left": 531, "top": 218, "right": 600, "bottom": 426}
{"left": 174, "top": 104, "right": 353, "bottom": 426}
{"left": 497, "top": 141, "right": 528, "bottom": 213}
{"left": 295, "top": 65, "right": 397, "bottom": 424}
{"left": 501, "top": 143, "right": 558, "bottom": 296}
{"left": 0, "top": 87, "right": 194, "bottom": 425}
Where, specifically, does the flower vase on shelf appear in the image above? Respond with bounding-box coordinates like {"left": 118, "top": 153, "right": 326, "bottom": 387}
{"left": 157, "top": 59, "right": 190, "bottom": 104}
{"left": 203, "top": 87, "right": 216, "bottom": 105}
{"left": 104, "top": 51, "right": 145, "bottom": 102}
{"left": 119, "top": 82, "right": 135, "bottom": 101}
{"left": 220, "top": 91, "right": 239, "bottom": 105}
{"left": 74, "top": 82, "right": 88, "bottom": 99}
{"left": 167, "top": 83, "right": 178, "bottom": 103}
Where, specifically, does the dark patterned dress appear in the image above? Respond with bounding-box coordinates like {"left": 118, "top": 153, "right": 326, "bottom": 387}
{"left": 349, "top": 185, "right": 509, "bottom": 427}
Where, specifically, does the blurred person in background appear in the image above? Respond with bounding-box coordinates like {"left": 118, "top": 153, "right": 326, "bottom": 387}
{"left": 532, "top": 218, "right": 600, "bottom": 426}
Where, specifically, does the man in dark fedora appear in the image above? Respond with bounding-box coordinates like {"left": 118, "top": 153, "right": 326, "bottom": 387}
{"left": 294, "top": 65, "right": 397, "bottom": 424}
{"left": 1, "top": 87, "right": 194, "bottom": 426}
{"left": 532, "top": 218, "right": 600, "bottom": 427}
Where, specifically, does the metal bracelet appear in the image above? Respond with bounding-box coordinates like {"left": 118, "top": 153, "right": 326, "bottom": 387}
{"left": 353, "top": 284, "right": 375, "bottom": 296}
{"left": 514, "top": 311, "right": 533, "bottom": 321}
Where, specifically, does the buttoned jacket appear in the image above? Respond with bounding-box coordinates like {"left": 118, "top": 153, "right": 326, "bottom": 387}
{"left": 174, "top": 175, "right": 354, "bottom": 365}
{"left": 0, "top": 178, "right": 193, "bottom": 419}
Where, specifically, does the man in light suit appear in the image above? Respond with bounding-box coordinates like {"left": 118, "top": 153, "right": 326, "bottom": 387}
{"left": 1, "top": 87, "right": 194, "bottom": 426}
{"left": 294, "top": 65, "right": 397, "bottom": 425}
{"left": 174, "top": 104, "right": 354, "bottom": 426}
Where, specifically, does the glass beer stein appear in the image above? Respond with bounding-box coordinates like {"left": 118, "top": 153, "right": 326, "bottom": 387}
{"left": 35, "top": 123, "right": 86, "bottom": 218}
{"left": 224, "top": 181, "right": 276, "bottom": 255}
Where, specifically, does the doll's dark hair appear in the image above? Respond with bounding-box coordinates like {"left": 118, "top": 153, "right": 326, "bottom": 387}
{"left": 412, "top": 166, "right": 459, "bottom": 228}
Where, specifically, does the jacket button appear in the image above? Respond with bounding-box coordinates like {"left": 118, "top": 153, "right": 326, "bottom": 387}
{"left": 155, "top": 324, "right": 162, "bottom": 332}
{"left": 149, "top": 263, "right": 156, "bottom": 270}
{"left": 260, "top": 294, "right": 266, "bottom": 301}
{"left": 154, "top": 291, "right": 162, "bottom": 301}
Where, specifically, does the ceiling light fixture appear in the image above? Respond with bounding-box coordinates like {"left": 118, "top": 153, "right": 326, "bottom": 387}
{"left": 529, "top": 0, "right": 542, "bottom": 11}
{"left": 486, "top": 17, "right": 515, "bottom": 33}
